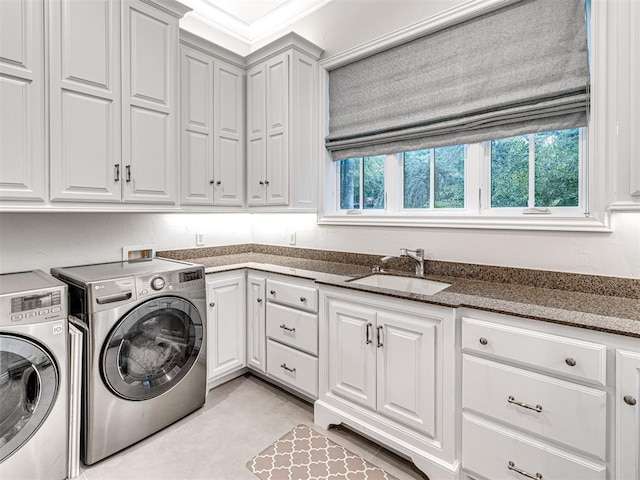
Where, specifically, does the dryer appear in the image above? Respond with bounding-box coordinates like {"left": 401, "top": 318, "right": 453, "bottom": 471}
{"left": 51, "top": 258, "right": 206, "bottom": 465}
{"left": 0, "top": 270, "right": 68, "bottom": 480}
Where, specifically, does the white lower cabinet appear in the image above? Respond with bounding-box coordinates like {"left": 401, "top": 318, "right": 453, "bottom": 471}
{"left": 206, "top": 271, "right": 246, "bottom": 388}
{"left": 463, "top": 413, "right": 606, "bottom": 480}
{"left": 266, "top": 339, "right": 318, "bottom": 398}
{"left": 460, "top": 312, "right": 623, "bottom": 480}
{"left": 616, "top": 349, "right": 640, "bottom": 480}
{"left": 246, "top": 273, "right": 266, "bottom": 373}
{"left": 245, "top": 271, "right": 319, "bottom": 400}
{"left": 316, "top": 287, "right": 457, "bottom": 479}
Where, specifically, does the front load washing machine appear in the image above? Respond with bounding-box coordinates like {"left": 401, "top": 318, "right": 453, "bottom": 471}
{"left": 51, "top": 258, "right": 206, "bottom": 465}
{"left": 0, "top": 270, "right": 68, "bottom": 480}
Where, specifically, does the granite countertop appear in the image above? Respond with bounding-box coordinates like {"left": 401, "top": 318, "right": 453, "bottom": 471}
{"left": 169, "top": 251, "right": 640, "bottom": 339}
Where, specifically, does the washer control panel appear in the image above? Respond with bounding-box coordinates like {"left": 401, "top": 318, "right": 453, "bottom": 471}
{"left": 136, "top": 268, "right": 204, "bottom": 297}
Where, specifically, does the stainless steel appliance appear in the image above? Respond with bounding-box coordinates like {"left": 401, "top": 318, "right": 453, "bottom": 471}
{"left": 51, "top": 258, "right": 206, "bottom": 465}
{"left": 0, "top": 270, "right": 68, "bottom": 480}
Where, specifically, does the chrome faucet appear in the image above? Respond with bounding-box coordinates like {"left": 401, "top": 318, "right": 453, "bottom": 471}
{"left": 400, "top": 248, "right": 425, "bottom": 276}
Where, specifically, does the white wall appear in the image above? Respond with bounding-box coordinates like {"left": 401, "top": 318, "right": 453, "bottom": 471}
{"left": 251, "top": 212, "right": 640, "bottom": 278}
{"left": 0, "top": 211, "right": 638, "bottom": 278}
{"left": 0, "top": 213, "right": 251, "bottom": 274}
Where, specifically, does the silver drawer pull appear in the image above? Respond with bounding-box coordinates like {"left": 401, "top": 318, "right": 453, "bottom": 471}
{"left": 565, "top": 357, "right": 577, "bottom": 367}
{"left": 508, "top": 395, "right": 542, "bottom": 413}
{"left": 624, "top": 395, "right": 637, "bottom": 406}
{"left": 508, "top": 461, "right": 542, "bottom": 479}
{"left": 280, "top": 324, "right": 295, "bottom": 333}
{"left": 479, "top": 337, "right": 488, "bottom": 345}
{"left": 280, "top": 363, "right": 296, "bottom": 373}
{"left": 377, "top": 325, "right": 383, "bottom": 348}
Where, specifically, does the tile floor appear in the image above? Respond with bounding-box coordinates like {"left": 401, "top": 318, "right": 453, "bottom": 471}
{"left": 79, "top": 374, "right": 429, "bottom": 480}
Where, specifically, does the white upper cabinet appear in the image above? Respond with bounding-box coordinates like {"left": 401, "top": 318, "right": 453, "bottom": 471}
{"left": 121, "top": 0, "right": 183, "bottom": 204}
{"left": 48, "top": 0, "right": 189, "bottom": 205}
{"left": 0, "top": 0, "right": 45, "bottom": 202}
{"left": 180, "top": 32, "right": 245, "bottom": 207}
{"left": 246, "top": 34, "right": 322, "bottom": 209}
{"left": 213, "top": 61, "right": 244, "bottom": 205}
{"left": 49, "top": 0, "right": 121, "bottom": 203}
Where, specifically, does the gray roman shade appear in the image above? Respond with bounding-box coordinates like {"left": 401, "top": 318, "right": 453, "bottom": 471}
{"left": 326, "top": 0, "right": 590, "bottom": 161}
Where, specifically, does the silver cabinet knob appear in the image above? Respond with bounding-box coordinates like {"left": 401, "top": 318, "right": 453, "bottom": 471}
{"left": 259, "top": 181, "right": 264, "bottom": 185}
{"left": 479, "top": 337, "right": 488, "bottom": 345}
{"left": 565, "top": 357, "right": 577, "bottom": 367}
{"left": 624, "top": 395, "right": 637, "bottom": 406}
{"left": 257, "top": 298, "right": 263, "bottom": 303}
{"left": 300, "top": 297, "right": 306, "bottom": 302}
{"left": 270, "top": 290, "right": 276, "bottom": 295}
{"left": 209, "top": 302, "right": 215, "bottom": 307}
{"left": 264, "top": 180, "right": 270, "bottom": 185}
{"left": 209, "top": 180, "right": 215, "bottom": 184}
{"left": 216, "top": 180, "right": 221, "bottom": 185}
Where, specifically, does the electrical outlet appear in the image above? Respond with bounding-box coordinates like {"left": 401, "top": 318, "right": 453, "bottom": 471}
{"left": 196, "top": 233, "right": 205, "bottom": 246}
{"left": 288, "top": 232, "right": 296, "bottom": 245}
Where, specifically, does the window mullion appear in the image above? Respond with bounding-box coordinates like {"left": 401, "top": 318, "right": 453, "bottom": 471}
{"left": 359, "top": 158, "right": 364, "bottom": 209}
{"left": 528, "top": 134, "right": 535, "bottom": 208}
{"left": 429, "top": 149, "right": 435, "bottom": 209}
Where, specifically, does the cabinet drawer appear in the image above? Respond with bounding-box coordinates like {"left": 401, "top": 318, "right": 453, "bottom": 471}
{"left": 463, "top": 414, "right": 606, "bottom": 480}
{"left": 266, "top": 279, "right": 318, "bottom": 313}
{"left": 267, "top": 339, "right": 318, "bottom": 398}
{"left": 266, "top": 303, "right": 318, "bottom": 355}
{"left": 462, "top": 317, "right": 606, "bottom": 386}
{"left": 463, "top": 355, "right": 606, "bottom": 459}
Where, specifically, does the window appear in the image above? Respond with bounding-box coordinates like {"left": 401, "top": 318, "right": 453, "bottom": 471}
{"left": 332, "top": 128, "right": 587, "bottom": 224}
{"left": 339, "top": 155, "right": 385, "bottom": 210}
{"left": 403, "top": 145, "right": 465, "bottom": 210}
{"left": 490, "top": 129, "right": 581, "bottom": 210}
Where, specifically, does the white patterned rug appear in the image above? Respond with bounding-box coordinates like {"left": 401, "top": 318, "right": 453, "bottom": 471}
{"left": 247, "top": 424, "right": 398, "bottom": 480}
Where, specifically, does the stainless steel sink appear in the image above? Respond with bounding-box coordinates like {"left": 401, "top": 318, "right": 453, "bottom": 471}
{"left": 348, "top": 274, "right": 450, "bottom": 296}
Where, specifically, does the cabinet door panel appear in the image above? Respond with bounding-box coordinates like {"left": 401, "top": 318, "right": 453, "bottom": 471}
{"left": 180, "top": 46, "right": 213, "bottom": 205}
{"left": 0, "top": 0, "right": 45, "bottom": 201}
{"left": 327, "top": 299, "right": 376, "bottom": 410}
{"left": 265, "top": 53, "right": 289, "bottom": 205}
{"left": 182, "top": 130, "right": 211, "bottom": 202}
{"left": 616, "top": 349, "right": 640, "bottom": 480}
{"left": 62, "top": 0, "right": 111, "bottom": 88}
{"left": 52, "top": 91, "right": 116, "bottom": 200}
{"left": 246, "top": 275, "right": 266, "bottom": 373}
{"left": 266, "top": 132, "right": 288, "bottom": 205}
{"left": 124, "top": 106, "right": 173, "bottom": 202}
{"left": 122, "top": 0, "right": 177, "bottom": 204}
{"left": 214, "top": 62, "right": 244, "bottom": 206}
{"left": 128, "top": 7, "right": 168, "bottom": 106}
{"left": 49, "top": 0, "right": 120, "bottom": 202}
{"left": 246, "top": 65, "right": 266, "bottom": 205}
{"left": 247, "top": 137, "right": 265, "bottom": 205}
{"left": 377, "top": 311, "right": 436, "bottom": 436}
{"left": 207, "top": 274, "right": 246, "bottom": 381}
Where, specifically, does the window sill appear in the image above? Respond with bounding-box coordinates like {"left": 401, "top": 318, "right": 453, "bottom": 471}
{"left": 317, "top": 212, "right": 612, "bottom": 232}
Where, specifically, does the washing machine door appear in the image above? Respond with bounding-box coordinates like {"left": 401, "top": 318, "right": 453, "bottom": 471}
{"left": 0, "top": 334, "right": 59, "bottom": 462}
{"left": 102, "top": 296, "right": 203, "bottom": 400}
